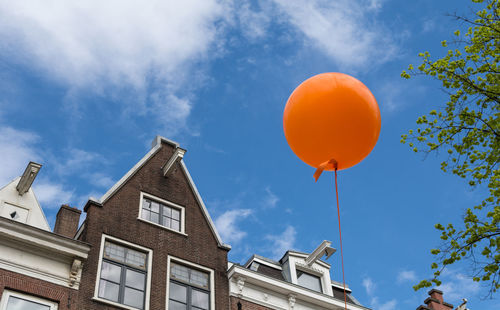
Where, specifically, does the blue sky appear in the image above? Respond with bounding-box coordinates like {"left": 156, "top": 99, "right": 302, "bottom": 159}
{"left": 0, "top": 0, "right": 496, "bottom": 309}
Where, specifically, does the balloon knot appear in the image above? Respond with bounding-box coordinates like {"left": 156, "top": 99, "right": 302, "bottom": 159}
{"left": 313, "top": 159, "right": 338, "bottom": 182}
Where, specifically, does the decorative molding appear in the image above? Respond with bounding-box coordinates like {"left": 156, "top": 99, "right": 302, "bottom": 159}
{"left": 0, "top": 217, "right": 90, "bottom": 258}
{"left": 288, "top": 294, "right": 296, "bottom": 310}
{"left": 69, "top": 259, "right": 82, "bottom": 287}
{"left": 162, "top": 148, "right": 186, "bottom": 177}
{"left": 16, "top": 162, "right": 42, "bottom": 195}
{"left": 305, "top": 240, "right": 335, "bottom": 266}
{"left": 236, "top": 276, "right": 246, "bottom": 296}
{"left": 295, "top": 262, "right": 324, "bottom": 276}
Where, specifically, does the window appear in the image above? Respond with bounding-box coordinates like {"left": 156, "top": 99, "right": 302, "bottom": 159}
{"left": 168, "top": 262, "right": 210, "bottom": 310}
{"left": 297, "top": 270, "right": 322, "bottom": 292}
{"left": 0, "top": 290, "right": 58, "bottom": 310}
{"left": 139, "top": 193, "right": 184, "bottom": 233}
{"left": 97, "top": 240, "right": 148, "bottom": 309}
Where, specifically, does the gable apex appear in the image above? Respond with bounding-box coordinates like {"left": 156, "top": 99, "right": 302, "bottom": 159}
{"left": 95, "top": 136, "right": 231, "bottom": 250}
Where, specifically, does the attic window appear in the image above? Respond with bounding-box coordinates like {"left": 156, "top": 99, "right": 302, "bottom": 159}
{"left": 138, "top": 193, "right": 185, "bottom": 234}
{"left": 297, "top": 270, "right": 322, "bottom": 292}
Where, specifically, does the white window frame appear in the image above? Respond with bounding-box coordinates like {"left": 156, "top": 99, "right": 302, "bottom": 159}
{"left": 138, "top": 192, "right": 186, "bottom": 235}
{"left": 0, "top": 290, "right": 58, "bottom": 310}
{"left": 93, "top": 234, "right": 153, "bottom": 310}
{"left": 166, "top": 256, "right": 215, "bottom": 310}
{"left": 293, "top": 264, "right": 327, "bottom": 294}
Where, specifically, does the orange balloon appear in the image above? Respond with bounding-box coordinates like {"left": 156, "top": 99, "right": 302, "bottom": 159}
{"left": 283, "top": 72, "right": 381, "bottom": 171}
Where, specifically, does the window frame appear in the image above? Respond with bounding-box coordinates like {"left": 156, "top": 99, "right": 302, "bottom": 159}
{"left": 93, "top": 234, "right": 153, "bottom": 310}
{"left": 0, "top": 290, "right": 58, "bottom": 310}
{"left": 138, "top": 192, "right": 186, "bottom": 235}
{"left": 166, "top": 256, "right": 215, "bottom": 310}
{"left": 294, "top": 266, "right": 324, "bottom": 293}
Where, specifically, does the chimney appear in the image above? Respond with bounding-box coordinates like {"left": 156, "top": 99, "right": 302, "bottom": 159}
{"left": 416, "top": 289, "right": 454, "bottom": 310}
{"left": 54, "top": 204, "right": 81, "bottom": 238}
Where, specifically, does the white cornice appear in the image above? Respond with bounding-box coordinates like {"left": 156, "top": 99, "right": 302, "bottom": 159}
{"left": 0, "top": 217, "right": 90, "bottom": 258}
{"left": 228, "top": 265, "right": 370, "bottom": 310}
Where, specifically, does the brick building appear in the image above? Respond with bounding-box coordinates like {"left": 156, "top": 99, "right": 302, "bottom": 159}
{"left": 0, "top": 136, "right": 369, "bottom": 310}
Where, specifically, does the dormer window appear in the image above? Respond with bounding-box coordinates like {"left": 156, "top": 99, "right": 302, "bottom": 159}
{"left": 297, "top": 270, "right": 322, "bottom": 292}
{"left": 138, "top": 192, "right": 185, "bottom": 234}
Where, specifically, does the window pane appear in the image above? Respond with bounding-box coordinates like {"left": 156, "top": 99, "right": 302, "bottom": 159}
{"left": 163, "top": 216, "right": 171, "bottom": 228}
{"left": 171, "top": 209, "right": 180, "bottom": 220}
{"left": 98, "top": 279, "right": 120, "bottom": 302}
{"left": 297, "top": 271, "right": 322, "bottom": 292}
{"left": 191, "top": 289, "right": 209, "bottom": 309}
{"left": 169, "top": 282, "right": 187, "bottom": 302}
{"left": 151, "top": 201, "right": 159, "bottom": 213}
{"left": 125, "top": 249, "right": 147, "bottom": 269}
{"left": 126, "top": 269, "right": 146, "bottom": 290}
{"left": 151, "top": 212, "right": 159, "bottom": 224}
{"left": 6, "top": 296, "right": 50, "bottom": 310}
{"left": 171, "top": 264, "right": 190, "bottom": 283}
{"left": 169, "top": 300, "right": 187, "bottom": 310}
{"left": 190, "top": 269, "right": 209, "bottom": 289}
{"left": 142, "top": 199, "right": 151, "bottom": 210}
{"left": 141, "top": 209, "right": 151, "bottom": 221}
{"left": 104, "top": 242, "right": 125, "bottom": 263}
{"left": 171, "top": 219, "right": 180, "bottom": 231}
{"left": 163, "top": 206, "right": 171, "bottom": 217}
{"left": 100, "top": 261, "right": 121, "bottom": 283}
{"left": 123, "top": 287, "right": 144, "bottom": 309}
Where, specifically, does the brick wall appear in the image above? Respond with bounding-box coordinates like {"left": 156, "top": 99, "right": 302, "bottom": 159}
{"left": 0, "top": 268, "right": 77, "bottom": 310}
{"left": 230, "top": 296, "right": 275, "bottom": 310}
{"left": 77, "top": 140, "right": 230, "bottom": 309}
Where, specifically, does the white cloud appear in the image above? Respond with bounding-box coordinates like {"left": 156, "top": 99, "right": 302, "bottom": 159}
{"left": 263, "top": 186, "right": 279, "bottom": 208}
{"left": 0, "top": 1, "right": 231, "bottom": 134}
{"left": 33, "top": 180, "right": 74, "bottom": 209}
{"left": 362, "top": 277, "right": 376, "bottom": 296}
{"left": 265, "top": 225, "right": 296, "bottom": 259}
{"left": 438, "top": 269, "right": 480, "bottom": 303}
{"left": 85, "top": 172, "right": 115, "bottom": 189}
{"left": 215, "top": 209, "right": 252, "bottom": 243}
{"left": 0, "top": 126, "right": 40, "bottom": 185}
{"left": 237, "top": 1, "right": 271, "bottom": 41}
{"left": 363, "top": 277, "right": 397, "bottom": 310}
{"left": 53, "top": 148, "right": 103, "bottom": 176}
{"left": 0, "top": 126, "right": 75, "bottom": 209}
{"left": 371, "top": 298, "right": 397, "bottom": 310}
{"left": 270, "top": 0, "right": 397, "bottom": 69}
{"left": 397, "top": 270, "right": 417, "bottom": 283}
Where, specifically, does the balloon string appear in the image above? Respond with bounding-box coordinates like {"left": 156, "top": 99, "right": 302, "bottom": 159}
{"left": 334, "top": 169, "right": 348, "bottom": 310}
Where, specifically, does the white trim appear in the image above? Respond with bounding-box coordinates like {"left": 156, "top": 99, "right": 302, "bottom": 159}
{"left": 162, "top": 148, "right": 186, "bottom": 177}
{"left": 245, "top": 257, "right": 283, "bottom": 270}
{"left": 166, "top": 256, "right": 215, "bottom": 310}
{"left": 179, "top": 160, "right": 231, "bottom": 250}
{"left": 75, "top": 222, "right": 85, "bottom": 240}
{"left": 97, "top": 136, "right": 230, "bottom": 250}
{"left": 0, "top": 217, "right": 89, "bottom": 257}
{"left": 0, "top": 290, "right": 58, "bottom": 310}
{"left": 93, "top": 234, "right": 153, "bottom": 310}
{"left": 138, "top": 192, "right": 186, "bottom": 235}
{"left": 100, "top": 145, "right": 163, "bottom": 204}
{"left": 285, "top": 251, "right": 331, "bottom": 269}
